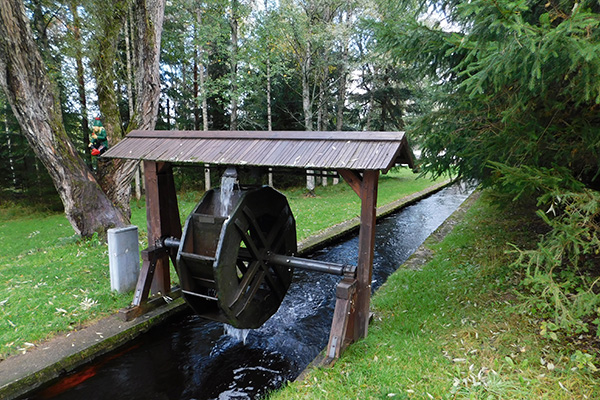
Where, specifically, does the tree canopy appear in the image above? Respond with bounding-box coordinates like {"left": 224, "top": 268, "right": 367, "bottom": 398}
{"left": 1, "top": 0, "right": 418, "bottom": 235}
{"left": 375, "top": 0, "right": 600, "bottom": 190}
{"left": 373, "top": 0, "right": 600, "bottom": 338}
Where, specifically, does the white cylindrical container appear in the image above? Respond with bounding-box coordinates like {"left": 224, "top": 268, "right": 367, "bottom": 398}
{"left": 107, "top": 225, "right": 140, "bottom": 293}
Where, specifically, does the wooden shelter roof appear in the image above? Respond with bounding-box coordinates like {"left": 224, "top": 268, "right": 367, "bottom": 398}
{"left": 102, "top": 130, "right": 414, "bottom": 171}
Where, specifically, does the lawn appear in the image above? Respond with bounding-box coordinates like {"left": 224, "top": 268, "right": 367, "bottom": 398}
{"left": 268, "top": 191, "right": 599, "bottom": 400}
{"left": 0, "top": 167, "right": 441, "bottom": 360}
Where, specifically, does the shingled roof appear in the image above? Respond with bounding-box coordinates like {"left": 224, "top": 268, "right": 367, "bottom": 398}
{"left": 102, "top": 130, "right": 414, "bottom": 172}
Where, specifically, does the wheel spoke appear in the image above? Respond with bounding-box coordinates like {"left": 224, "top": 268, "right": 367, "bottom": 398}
{"left": 241, "top": 205, "right": 270, "bottom": 248}
{"left": 265, "top": 210, "right": 293, "bottom": 251}
{"left": 234, "top": 217, "right": 262, "bottom": 260}
{"left": 229, "top": 260, "right": 266, "bottom": 315}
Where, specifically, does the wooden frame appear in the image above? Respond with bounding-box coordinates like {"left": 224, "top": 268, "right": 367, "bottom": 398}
{"left": 122, "top": 163, "right": 381, "bottom": 364}
{"left": 120, "top": 161, "right": 181, "bottom": 321}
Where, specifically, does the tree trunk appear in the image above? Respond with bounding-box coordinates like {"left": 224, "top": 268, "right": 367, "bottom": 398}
{"left": 0, "top": 0, "right": 128, "bottom": 236}
{"left": 125, "top": 9, "right": 135, "bottom": 120}
{"left": 124, "top": 9, "right": 142, "bottom": 201}
{"left": 100, "top": 0, "right": 166, "bottom": 217}
{"left": 266, "top": 58, "right": 272, "bottom": 132}
{"left": 229, "top": 0, "right": 239, "bottom": 131}
{"left": 91, "top": 0, "right": 126, "bottom": 142}
{"left": 193, "top": 53, "right": 200, "bottom": 130}
{"left": 4, "top": 102, "right": 16, "bottom": 186}
{"left": 195, "top": 8, "right": 210, "bottom": 190}
{"left": 301, "top": 40, "right": 315, "bottom": 190}
{"left": 301, "top": 41, "right": 313, "bottom": 132}
{"left": 336, "top": 9, "right": 350, "bottom": 132}
{"left": 131, "top": 0, "right": 164, "bottom": 131}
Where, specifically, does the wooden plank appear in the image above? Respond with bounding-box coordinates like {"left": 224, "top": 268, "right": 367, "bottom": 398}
{"left": 325, "top": 273, "right": 357, "bottom": 364}
{"left": 131, "top": 248, "right": 160, "bottom": 307}
{"left": 354, "top": 169, "right": 379, "bottom": 339}
{"left": 143, "top": 161, "right": 182, "bottom": 297}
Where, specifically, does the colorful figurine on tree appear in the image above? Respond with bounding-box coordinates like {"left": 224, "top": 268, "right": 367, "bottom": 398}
{"left": 89, "top": 117, "right": 108, "bottom": 156}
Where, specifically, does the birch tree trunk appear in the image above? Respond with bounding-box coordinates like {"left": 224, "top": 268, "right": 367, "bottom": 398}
{"left": 301, "top": 41, "right": 313, "bottom": 132}
{"left": 336, "top": 9, "right": 351, "bottom": 132}
{"left": 4, "top": 102, "right": 16, "bottom": 186}
{"left": 69, "top": 1, "right": 91, "bottom": 167}
{"left": 229, "top": 0, "right": 239, "bottom": 131}
{"left": 0, "top": 0, "right": 128, "bottom": 236}
{"left": 195, "top": 8, "right": 211, "bottom": 190}
{"left": 301, "top": 42, "right": 316, "bottom": 191}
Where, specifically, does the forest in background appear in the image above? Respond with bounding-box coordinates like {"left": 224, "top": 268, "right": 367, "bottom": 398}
{"left": 0, "top": 0, "right": 416, "bottom": 209}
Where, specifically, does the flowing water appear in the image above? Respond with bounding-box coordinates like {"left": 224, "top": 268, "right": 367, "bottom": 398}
{"left": 25, "top": 183, "right": 474, "bottom": 400}
{"left": 219, "top": 168, "right": 238, "bottom": 218}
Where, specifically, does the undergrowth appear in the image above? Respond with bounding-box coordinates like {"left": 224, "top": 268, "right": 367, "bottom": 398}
{"left": 492, "top": 163, "right": 600, "bottom": 346}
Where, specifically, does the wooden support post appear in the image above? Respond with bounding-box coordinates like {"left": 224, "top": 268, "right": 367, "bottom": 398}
{"left": 132, "top": 247, "right": 164, "bottom": 306}
{"left": 324, "top": 267, "right": 357, "bottom": 365}
{"left": 121, "top": 161, "right": 182, "bottom": 320}
{"left": 327, "top": 168, "right": 379, "bottom": 356}
{"left": 355, "top": 169, "right": 379, "bottom": 339}
{"left": 144, "top": 161, "right": 182, "bottom": 295}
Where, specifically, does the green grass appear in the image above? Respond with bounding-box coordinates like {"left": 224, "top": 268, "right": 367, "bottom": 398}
{"left": 268, "top": 191, "right": 599, "bottom": 400}
{"left": 0, "top": 168, "right": 439, "bottom": 360}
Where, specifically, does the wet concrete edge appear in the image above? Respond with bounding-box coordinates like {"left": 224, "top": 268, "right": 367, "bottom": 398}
{"left": 297, "top": 179, "right": 452, "bottom": 256}
{"left": 0, "top": 179, "right": 452, "bottom": 400}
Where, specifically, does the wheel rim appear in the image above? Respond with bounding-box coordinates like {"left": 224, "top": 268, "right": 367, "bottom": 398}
{"left": 214, "top": 186, "right": 296, "bottom": 328}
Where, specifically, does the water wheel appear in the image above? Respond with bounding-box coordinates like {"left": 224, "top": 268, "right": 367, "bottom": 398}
{"left": 176, "top": 186, "right": 297, "bottom": 329}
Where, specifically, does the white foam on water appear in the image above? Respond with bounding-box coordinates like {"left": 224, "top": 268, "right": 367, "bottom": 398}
{"left": 224, "top": 324, "right": 251, "bottom": 345}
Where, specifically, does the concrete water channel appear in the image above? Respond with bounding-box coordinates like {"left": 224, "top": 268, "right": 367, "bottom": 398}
{"left": 17, "top": 182, "right": 475, "bottom": 400}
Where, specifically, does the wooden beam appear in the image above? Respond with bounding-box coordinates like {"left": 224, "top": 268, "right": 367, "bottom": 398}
{"left": 337, "top": 169, "right": 362, "bottom": 197}
{"left": 141, "top": 161, "right": 182, "bottom": 297}
{"left": 355, "top": 169, "right": 379, "bottom": 339}
{"left": 326, "top": 168, "right": 379, "bottom": 359}
{"left": 325, "top": 269, "right": 357, "bottom": 365}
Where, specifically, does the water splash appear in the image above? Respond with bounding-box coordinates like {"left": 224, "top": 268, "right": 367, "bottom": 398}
{"left": 224, "top": 324, "right": 251, "bottom": 345}
{"left": 219, "top": 167, "right": 238, "bottom": 217}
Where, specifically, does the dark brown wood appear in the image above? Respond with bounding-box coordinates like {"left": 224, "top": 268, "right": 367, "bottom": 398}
{"left": 355, "top": 169, "right": 379, "bottom": 339}
{"left": 132, "top": 247, "right": 162, "bottom": 307}
{"left": 119, "top": 287, "right": 182, "bottom": 321}
{"left": 325, "top": 271, "right": 357, "bottom": 364}
{"left": 141, "top": 161, "right": 182, "bottom": 297}
{"left": 337, "top": 169, "right": 362, "bottom": 196}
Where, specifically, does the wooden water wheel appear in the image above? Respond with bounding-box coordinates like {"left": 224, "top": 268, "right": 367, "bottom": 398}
{"left": 176, "top": 186, "right": 297, "bottom": 329}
